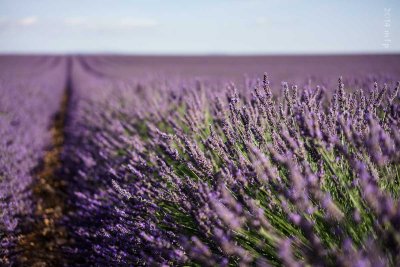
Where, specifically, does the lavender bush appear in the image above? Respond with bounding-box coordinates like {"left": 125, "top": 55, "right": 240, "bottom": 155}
{"left": 62, "top": 63, "right": 400, "bottom": 266}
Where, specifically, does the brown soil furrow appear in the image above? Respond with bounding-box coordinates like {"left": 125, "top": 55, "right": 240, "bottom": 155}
{"left": 18, "top": 88, "right": 70, "bottom": 266}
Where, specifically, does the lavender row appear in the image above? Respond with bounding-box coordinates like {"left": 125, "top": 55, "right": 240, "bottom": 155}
{"left": 0, "top": 56, "right": 67, "bottom": 264}
{"left": 62, "top": 61, "right": 400, "bottom": 266}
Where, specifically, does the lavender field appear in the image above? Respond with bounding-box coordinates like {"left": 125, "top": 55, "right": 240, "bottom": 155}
{"left": 1, "top": 55, "right": 400, "bottom": 266}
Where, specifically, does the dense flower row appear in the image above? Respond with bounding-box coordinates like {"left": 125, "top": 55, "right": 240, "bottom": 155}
{"left": 0, "top": 57, "right": 67, "bottom": 264}
{"left": 62, "top": 65, "right": 400, "bottom": 266}
{"left": 1, "top": 55, "right": 399, "bottom": 265}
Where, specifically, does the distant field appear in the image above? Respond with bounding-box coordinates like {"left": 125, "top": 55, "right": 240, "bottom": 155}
{"left": 72, "top": 54, "right": 400, "bottom": 85}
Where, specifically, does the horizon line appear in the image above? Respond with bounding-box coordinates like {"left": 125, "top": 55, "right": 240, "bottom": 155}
{"left": 1, "top": 52, "right": 400, "bottom": 57}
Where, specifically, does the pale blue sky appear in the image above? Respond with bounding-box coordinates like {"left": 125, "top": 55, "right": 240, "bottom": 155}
{"left": 0, "top": 0, "right": 399, "bottom": 54}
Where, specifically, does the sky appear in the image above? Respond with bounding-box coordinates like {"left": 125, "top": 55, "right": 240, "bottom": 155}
{"left": 0, "top": 0, "right": 399, "bottom": 54}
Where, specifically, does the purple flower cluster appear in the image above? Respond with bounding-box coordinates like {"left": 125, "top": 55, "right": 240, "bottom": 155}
{"left": 61, "top": 58, "right": 400, "bottom": 266}
{"left": 0, "top": 57, "right": 67, "bottom": 264}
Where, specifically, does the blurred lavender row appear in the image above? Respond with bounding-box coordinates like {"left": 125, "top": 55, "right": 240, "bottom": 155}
{"left": 0, "top": 56, "right": 67, "bottom": 263}
{"left": 60, "top": 56, "right": 400, "bottom": 266}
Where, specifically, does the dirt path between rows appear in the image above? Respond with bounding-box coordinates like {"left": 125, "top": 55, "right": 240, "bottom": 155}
{"left": 17, "top": 83, "right": 71, "bottom": 266}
